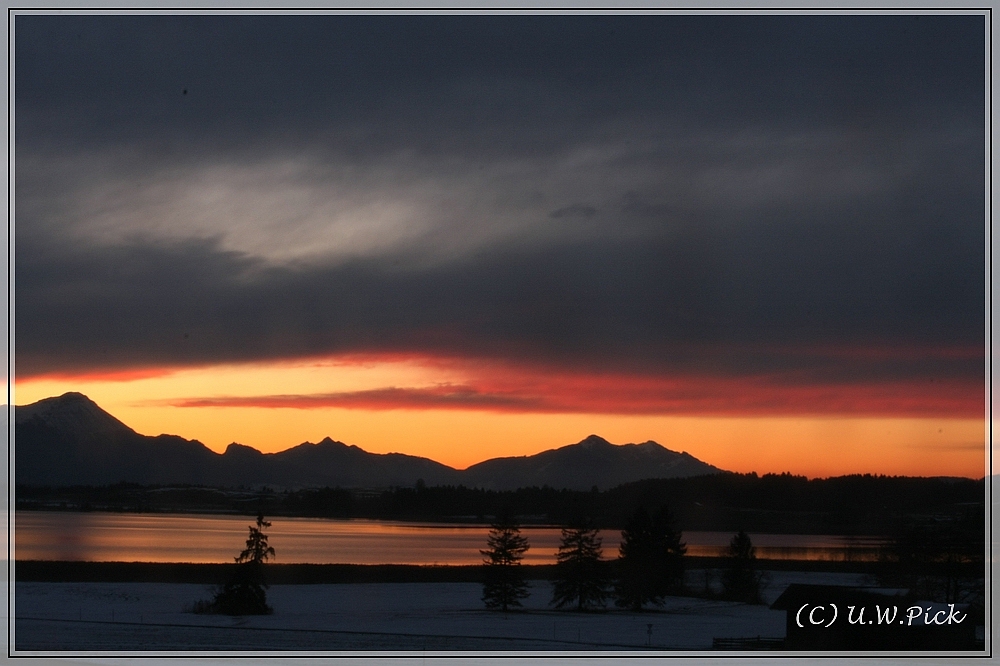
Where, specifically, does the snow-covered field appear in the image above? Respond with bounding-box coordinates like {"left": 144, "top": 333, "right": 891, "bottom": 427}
{"left": 13, "top": 570, "right": 872, "bottom": 652}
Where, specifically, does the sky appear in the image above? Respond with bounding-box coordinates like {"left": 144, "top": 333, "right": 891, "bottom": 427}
{"left": 13, "top": 14, "right": 987, "bottom": 478}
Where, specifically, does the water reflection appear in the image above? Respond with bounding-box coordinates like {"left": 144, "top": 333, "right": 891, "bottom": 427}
{"left": 14, "top": 511, "right": 885, "bottom": 565}
{"left": 683, "top": 532, "right": 887, "bottom": 562}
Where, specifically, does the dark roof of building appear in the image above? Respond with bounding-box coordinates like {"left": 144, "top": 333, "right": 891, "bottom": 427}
{"left": 770, "top": 584, "right": 909, "bottom": 611}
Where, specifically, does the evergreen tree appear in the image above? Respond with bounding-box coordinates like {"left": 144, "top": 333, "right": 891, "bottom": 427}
{"left": 238, "top": 512, "right": 277, "bottom": 567}
{"left": 721, "top": 530, "right": 763, "bottom": 603}
{"left": 614, "top": 506, "right": 686, "bottom": 610}
{"left": 550, "top": 523, "right": 609, "bottom": 610}
{"left": 203, "top": 513, "right": 276, "bottom": 615}
{"left": 481, "top": 512, "right": 530, "bottom": 612}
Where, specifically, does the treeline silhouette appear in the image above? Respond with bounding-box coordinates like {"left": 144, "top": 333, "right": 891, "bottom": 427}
{"left": 18, "top": 472, "right": 983, "bottom": 534}
{"left": 481, "top": 507, "right": 691, "bottom": 613}
{"left": 482, "top": 510, "right": 982, "bottom": 615}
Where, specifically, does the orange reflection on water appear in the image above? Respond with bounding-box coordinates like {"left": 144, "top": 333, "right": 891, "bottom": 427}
{"left": 14, "top": 511, "right": 885, "bottom": 564}
{"left": 15, "top": 511, "right": 579, "bottom": 565}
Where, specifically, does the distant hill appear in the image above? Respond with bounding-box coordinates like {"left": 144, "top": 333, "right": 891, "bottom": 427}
{"left": 463, "top": 434, "right": 723, "bottom": 490}
{"left": 14, "top": 393, "right": 724, "bottom": 490}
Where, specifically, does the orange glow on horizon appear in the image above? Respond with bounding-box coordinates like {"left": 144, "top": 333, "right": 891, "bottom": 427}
{"left": 14, "top": 354, "right": 988, "bottom": 479}
{"left": 17, "top": 350, "right": 984, "bottom": 417}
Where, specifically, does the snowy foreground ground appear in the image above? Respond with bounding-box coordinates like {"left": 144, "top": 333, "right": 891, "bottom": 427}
{"left": 13, "top": 570, "right": 872, "bottom": 652}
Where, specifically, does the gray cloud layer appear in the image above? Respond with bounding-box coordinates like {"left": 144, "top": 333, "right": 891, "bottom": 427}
{"left": 15, "top": 15, "right": 985, "bottom": 386}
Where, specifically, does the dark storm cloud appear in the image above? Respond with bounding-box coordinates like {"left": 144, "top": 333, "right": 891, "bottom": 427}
{"left": 16, "top": 216, "right": 982, "bottom": 382}
{"left": 14, "top": 14, "right": 986, "bottom": 389}
{"left": 550, "top": 205, "right": 597, "bottom": 219}
{"left": 16, "top": 14, "right": 983, "bottom": 154}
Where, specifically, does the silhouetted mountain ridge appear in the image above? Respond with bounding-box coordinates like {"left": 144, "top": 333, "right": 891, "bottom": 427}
{"left": 463, "top": 434, "right": 721, "bottom": 490}
{"left": 15, "top": 393, "right": 724, "bottom": 490}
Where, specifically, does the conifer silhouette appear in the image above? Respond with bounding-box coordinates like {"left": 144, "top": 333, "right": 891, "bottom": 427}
{"left": 721, "top": 530, "right": 764, "bottom": 603}
{"left": 481, "top": 512, "right": 530, "bottom": 611}
{"left": 200, "top": 513, "right": 276, "bottom": 615}
{"left": 614, "top": 506, "right": 686, "bottom": 610}
{"left": 550, "top": 523, "right": 609, "bottom": 610}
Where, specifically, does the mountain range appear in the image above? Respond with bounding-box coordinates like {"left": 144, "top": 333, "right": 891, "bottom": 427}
{"left": 15, "top": 392, "right": 724, "bottom": 491}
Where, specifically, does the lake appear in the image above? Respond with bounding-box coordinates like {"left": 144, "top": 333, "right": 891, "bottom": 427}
{"left": 14, "top": 511, "right": 886, "bottom": 565}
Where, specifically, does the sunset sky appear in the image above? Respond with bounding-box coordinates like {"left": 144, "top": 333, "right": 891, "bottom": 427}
{"left": 14, "top": 14, "right": 987, "bottom": 478}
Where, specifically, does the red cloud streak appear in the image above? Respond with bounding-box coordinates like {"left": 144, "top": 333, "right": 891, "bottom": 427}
{"left": 169, "top": 373, "right": 983, "bottom": 418}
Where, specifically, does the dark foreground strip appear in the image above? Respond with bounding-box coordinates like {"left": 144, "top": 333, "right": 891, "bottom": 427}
{"left": 15, "top": 558, "right": 888, "bottom": 585}
{"left": 15, "top": 561, "right": 514, "bottom": 584}
{"left": 14, "top": 616, "right": 671, "bottom": 651}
